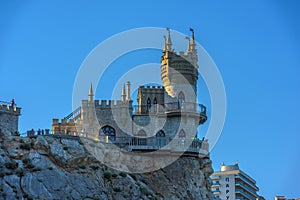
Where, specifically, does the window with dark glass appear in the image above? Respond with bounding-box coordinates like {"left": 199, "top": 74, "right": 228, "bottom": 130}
{"left": 156, "top": 130, "right": 166, "bottom": 147}
{"left": 100, "top": 125, "right": 116, "bottom": 141}
{"left": 153, "top": 98, "right": 157, "bottom": 113}
{"left": 147, "top": 98, "right": 151, "bottom": 113}
{"left": 179, "top": 129, "right": 186, "bottom": 138}
{"left": 178, "top": 91, "right": 185, "bottom": 109}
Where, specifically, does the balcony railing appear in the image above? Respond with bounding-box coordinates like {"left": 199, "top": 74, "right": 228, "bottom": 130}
{"left": 235, "top": 189, "right": 258, "bottom": 200}
{"left": 133, "top": 102, "right": 206, "bottom": 115}
{"left": 235, "top": 182, "right": 258, "bottom": 197}
{"left": 102, "top": 136, "right": 209, "bottom": 154}
{"left": 21, "top": 129, "right": 209, "bottom": 155}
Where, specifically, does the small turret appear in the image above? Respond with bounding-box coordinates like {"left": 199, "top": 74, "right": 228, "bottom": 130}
{"left": 161, "top": 28, "right": 199, "bottom": 98}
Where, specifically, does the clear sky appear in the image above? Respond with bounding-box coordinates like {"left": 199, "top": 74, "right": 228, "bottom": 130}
{"left": 1, "top": 1, "right": 299, "bottom": 199}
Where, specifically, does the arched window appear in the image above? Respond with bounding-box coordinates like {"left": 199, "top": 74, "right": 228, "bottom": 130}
{"left": 156, "top": 130, "right": 166, "bottom": 147}
{"left": 100, "top": 125, "right": 116, "bottom": 141}
{"left": 179, "top": 129, "right": 186, "bottom": 138}
{"left": 178, "top": 92, "right": 185, "bottom": 109}
{"left": 133, "top": 130, "right": 147, "bottom": 145}
{"left": 153, "top": 98, "right": 157, "bottom": 113}
{"left": 147, "top": 98, "right": 151, "bottom": 113}
{"left": 179, "top": 129, "right": 186, "bottom": 146}
{"left": 156, "top": 130, "right": 165, "bottom": 137}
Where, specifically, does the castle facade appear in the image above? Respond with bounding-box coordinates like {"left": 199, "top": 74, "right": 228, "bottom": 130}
{"left": 52, "top": 29, "right": 208, "bottom": 154}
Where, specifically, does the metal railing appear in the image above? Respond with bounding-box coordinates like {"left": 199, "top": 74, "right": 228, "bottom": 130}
{"left": 132, "top": 102, "right": 206, "bottom": 115}
{"left": 20, "top": 130, "right": 209, "bottom": 154}
{"left": 103, "top": 136, "right": 209, "bottom": 153}
{"left": 64, "top": 106, "right": 81, "bottom": 120}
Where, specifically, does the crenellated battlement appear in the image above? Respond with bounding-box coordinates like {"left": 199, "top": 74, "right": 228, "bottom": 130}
{"left": 139, "top": 85, "right": 164, "bottom": 90}
{"left": 82, "top": 99, "right": 133, "bottom": 109}
{"left": 52, "top": 118, "right": 76, "bottom": 125}
{"left": 52, "top": 118, "right": 78, "bottom": 135}
{"left": 0, "top": 104, "right": 21, "bottom": 116}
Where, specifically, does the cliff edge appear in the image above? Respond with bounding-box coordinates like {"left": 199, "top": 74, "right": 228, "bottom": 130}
{"left": 0, "top": 132, "right": 214, "bottom": 200}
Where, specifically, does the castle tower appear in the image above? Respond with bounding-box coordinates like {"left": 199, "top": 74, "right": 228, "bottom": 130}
{"left": 80, "top": 83, "right": 99, "bottom": 139}
{"left": 161, "top": 28, "right": 199, "bottom": 102}
{"left": 0, "top": 101, "right": 21, "bottom": 135}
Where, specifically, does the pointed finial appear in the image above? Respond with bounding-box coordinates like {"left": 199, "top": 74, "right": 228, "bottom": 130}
{"left": 222, "top": 162, "right": 225, "bottom": 166}
{"left": 190, "top": 28, "right": 195, "bottom": 41}
{"left": 88, "top": 83, "right": 94, "bottom": 102}
{"left": 235, "top": 160, "right": 239, "bottom": 165}
{"left": 163, "top": 35, "right": 167, "bottom": 51}
{"left": 185, "top": 36, "right": 191, "bottom": 51}
{"left": 166, "top": 27, "right": 172, "bottom": 51}
{"left": 187, "top": 28, "right": 196, "bottom": 53}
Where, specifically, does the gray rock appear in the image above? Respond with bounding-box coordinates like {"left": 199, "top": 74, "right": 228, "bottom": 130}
{"left": 0, "top": 135, "right": 214, "bottom": 200}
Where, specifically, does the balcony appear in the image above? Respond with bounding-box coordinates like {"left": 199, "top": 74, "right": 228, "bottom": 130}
{"left": 133, "top": 102, "right": 207, "bottom": 124}
{"left": 104, "top": 136, "right": 209, "bottom": 155}
{"left": 235, "top": 175, "right": 259, "bottom": 191}
{"left": 210, "top": 175, "right": 220, "bottom": 180}
{"left": 133, "top": 102, "right": 206, "bottom": 114}
{"left": 212, "top": 189, "right": 221, "bottom": 195}
{"left": 235, "top": 182, "right": 258, "bottom": 199}
{"left": 236, "top": 189, "right": 258, "bottom": 200}
{"left": 211, "top": 181, "right": 221, "bottom": 188}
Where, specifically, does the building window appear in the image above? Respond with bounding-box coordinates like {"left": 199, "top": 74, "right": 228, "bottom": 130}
{"left": 179, "top": 129, "right": 186, "bottom": 138}
{"left": 153, "top": 98, "right": 157, "bottom": 113}
{"left": 156, "top": 130, "right": 166, "bottom": 147}
{"left": 100, "top": 125, "right": 116, "bottom": 141}
{"left": 178, "top": 91, "right": 185, "bottom": 109}
{"left": 147, "top": 98, "right": 151, "bottom": 113}
{"left": 156, "top": 130, "right": 165, "bottom": 137}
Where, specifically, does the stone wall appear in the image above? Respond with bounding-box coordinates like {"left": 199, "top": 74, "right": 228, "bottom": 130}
{"left": 0, "top": 104, "right": 21, "bottom": 135}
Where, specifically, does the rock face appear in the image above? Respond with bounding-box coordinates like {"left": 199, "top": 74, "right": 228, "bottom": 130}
{"left": 0, "top": 133, "right": 214, "bottom": 200}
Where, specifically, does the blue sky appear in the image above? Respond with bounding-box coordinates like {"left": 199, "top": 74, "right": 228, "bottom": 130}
{"left": 1, "top": 1, "right": 299, "bottom": 199}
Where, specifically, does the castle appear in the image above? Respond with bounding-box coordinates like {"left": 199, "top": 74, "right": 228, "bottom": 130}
{"left": 52, "top": 29, "right": 209, "bottom": 155}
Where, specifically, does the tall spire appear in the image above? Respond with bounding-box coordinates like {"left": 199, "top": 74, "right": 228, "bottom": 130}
{"left": 88, "top": 83, "right": 94, "bottom": 102}
{"left": 166, "top": 28, "right": 172, "bottom": 51}
{"left": 121, "top": 84, "right": 126, "bottom": 101}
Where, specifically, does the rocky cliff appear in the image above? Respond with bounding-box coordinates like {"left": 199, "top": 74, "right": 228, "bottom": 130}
{"left": 0, "top": 132, "right": 214, "bottom": 200}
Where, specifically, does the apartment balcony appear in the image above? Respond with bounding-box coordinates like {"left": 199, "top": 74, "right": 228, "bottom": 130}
{"left": 211, "top": 181, "right": 221, "bottom": 188}
{"left": 236, "top": 188, "right": 258, "bottom": 200}
{"left": 235, "top": 175, "right": 259, "bottom": 191}
{"left": 212, "top": 189, "right": 221, "bottom": 195}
